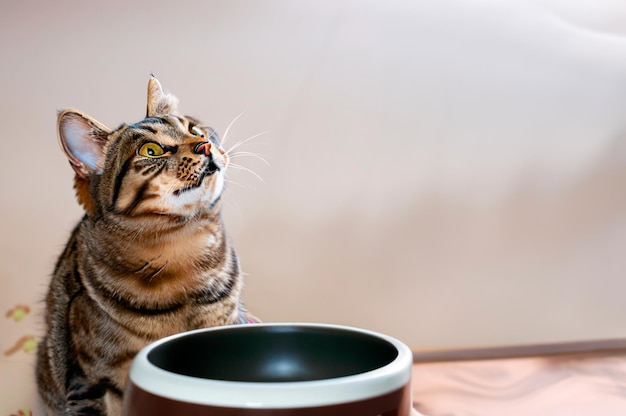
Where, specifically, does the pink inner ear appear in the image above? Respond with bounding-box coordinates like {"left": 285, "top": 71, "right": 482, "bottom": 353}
{"left": 63, "top": 118, "right": 101, "bottom": 170}
{"left": 59, "top": 113, "right": 109, "bottom": 176}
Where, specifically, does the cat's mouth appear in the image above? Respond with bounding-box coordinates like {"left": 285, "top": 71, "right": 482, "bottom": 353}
{"left": 173, "top": 159, "right": 220, "bottom": 196}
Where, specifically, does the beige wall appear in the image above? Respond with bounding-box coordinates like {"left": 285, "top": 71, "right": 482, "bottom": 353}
{"left": 2, "top": 0, "right": 626, "bottom": 356}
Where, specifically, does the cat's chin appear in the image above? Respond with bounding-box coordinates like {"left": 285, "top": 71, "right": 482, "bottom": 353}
{"left": 124, "top": 199, "right": 224, "bottom": 227}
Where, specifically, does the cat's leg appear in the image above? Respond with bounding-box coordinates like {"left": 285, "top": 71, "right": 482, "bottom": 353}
{"left": 59, "top": 371, "right": 127, "bottom": 416}
{"left": 37, "top": 349, "right": 109, "bottom": 415}
{"left": 104, "top": 392, "right": 123, "bottom": 416}
{"left": 35, "top": 336, "right": 68, "bottom": 416}
{"left": 65, "top": 377, "right": 108, "bottom": 415}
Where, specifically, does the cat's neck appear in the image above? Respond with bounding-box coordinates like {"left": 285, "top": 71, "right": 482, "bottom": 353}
{"left": 82, "top": 209, "right": 227, "bottom": 277}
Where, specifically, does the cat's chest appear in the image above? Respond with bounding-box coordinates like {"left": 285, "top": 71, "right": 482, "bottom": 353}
{"left": 131, "top": 225, "right": 221, "bottom": 265}
{"left": 117, "top": 302, "right": 233, "bottom": 345}
{"left": 79, "top": 224, "right": 231, "bottom": 314}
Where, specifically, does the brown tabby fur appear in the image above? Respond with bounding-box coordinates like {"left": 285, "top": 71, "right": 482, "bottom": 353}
{"left": 36, "top": 77, "right": 258, "bottom": 415}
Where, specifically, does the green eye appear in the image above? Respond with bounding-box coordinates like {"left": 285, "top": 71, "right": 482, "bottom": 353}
{"left": 138, "top": 142, "right": 165, "bottom": 158}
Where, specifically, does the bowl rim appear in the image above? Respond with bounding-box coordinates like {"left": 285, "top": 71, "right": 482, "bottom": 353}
{"left": 127, "top": 322, "right": 413, "bottom": 408}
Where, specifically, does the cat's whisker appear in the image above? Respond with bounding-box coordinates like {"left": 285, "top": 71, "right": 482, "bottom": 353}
{"left": 224, "top": 178, "right": 248, "bottom": 189}
{"left": 220, "top": 110, "right": 246, "bottom": 148}
{"left": 225, "top": 131, "right": 270, "bottom": 155}
{"left": 227, "top": 162, "right": 265, "bottom": 183}
{"left": 228, "top": 151, "right": 270, "bottom": 166}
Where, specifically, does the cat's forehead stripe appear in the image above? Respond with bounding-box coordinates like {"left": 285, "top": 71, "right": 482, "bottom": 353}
{"left": 132, "top": 118, "right": 172, "bottom": 132}
{"left": 133, "top": 124, "right": 158, "bottom": 134}
{"left": 127, "top": 119, "right": 183, "bottom": 145}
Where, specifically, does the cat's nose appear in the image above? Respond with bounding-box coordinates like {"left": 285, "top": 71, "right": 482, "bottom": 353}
{"left": 193, "top": 141, "right": 212, "bottom": 156}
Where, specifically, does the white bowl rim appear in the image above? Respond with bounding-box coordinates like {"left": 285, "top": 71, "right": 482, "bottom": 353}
{"left": 128, "top": 322, "right": 413, "bottom": 408}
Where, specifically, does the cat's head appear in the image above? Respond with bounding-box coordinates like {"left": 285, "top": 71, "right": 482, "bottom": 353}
{"left": 58, "top": 77, "right": 228, "bottom": 224}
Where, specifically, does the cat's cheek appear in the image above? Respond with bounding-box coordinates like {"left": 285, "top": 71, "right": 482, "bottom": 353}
{"left": 136, "top": 200, "right": 173, "bottom": 216}
{"left": 166, "top": 190, "right": 202, "bottom": 214}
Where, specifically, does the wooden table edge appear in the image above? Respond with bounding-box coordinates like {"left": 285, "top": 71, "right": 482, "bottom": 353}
{"left": 412, "top": 337, "right": 626, "bottom": 363}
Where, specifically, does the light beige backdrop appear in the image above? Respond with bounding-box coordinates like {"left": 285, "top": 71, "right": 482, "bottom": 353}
{"left": 3, "top": 0, "right": 626, "bottom": 368}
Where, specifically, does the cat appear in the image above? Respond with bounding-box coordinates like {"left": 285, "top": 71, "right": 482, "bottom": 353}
{"left": 36, "top": 77, "right": 258, "bottom": 415}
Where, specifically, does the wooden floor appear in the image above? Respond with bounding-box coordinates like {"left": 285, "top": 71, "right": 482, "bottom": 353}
{"left": 410, "top": 339, "right": 626, "bottom": 416}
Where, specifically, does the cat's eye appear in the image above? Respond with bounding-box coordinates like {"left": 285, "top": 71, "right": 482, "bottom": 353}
{"left": 138, "top": 142, "right": 166, "bottom": 158}
{"left": 190, "top": 125, "right": 205, "bottom": 138}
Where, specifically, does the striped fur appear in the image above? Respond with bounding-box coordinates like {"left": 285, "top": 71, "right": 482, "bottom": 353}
{"left": 36, "top": 77, "right": 257, "bottom": 415}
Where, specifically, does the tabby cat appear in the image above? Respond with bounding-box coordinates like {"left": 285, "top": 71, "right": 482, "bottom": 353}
{"left": 36, "top": 77, "right": 258, "bottom": 415}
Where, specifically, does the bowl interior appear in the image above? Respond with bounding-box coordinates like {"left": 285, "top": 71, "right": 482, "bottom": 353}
{"left": 147, "top": 325, "right": 399, "bottom": 383}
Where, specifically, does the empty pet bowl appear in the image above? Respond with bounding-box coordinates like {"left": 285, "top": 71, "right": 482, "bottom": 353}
{"left": 122, "top": 323, "right": 413, "bottom": 415}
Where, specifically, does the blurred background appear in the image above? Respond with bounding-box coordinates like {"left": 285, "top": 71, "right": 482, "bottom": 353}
{"left": 2, "top": 1, "right": 626, "bottom": 370}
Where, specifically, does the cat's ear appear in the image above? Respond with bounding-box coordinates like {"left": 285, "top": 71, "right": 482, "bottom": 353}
{"left": 146, "top": 76, "right": 179, "bottom": 117}
{"left": 57, "top": 109, "right": 111, "bottom": 178}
